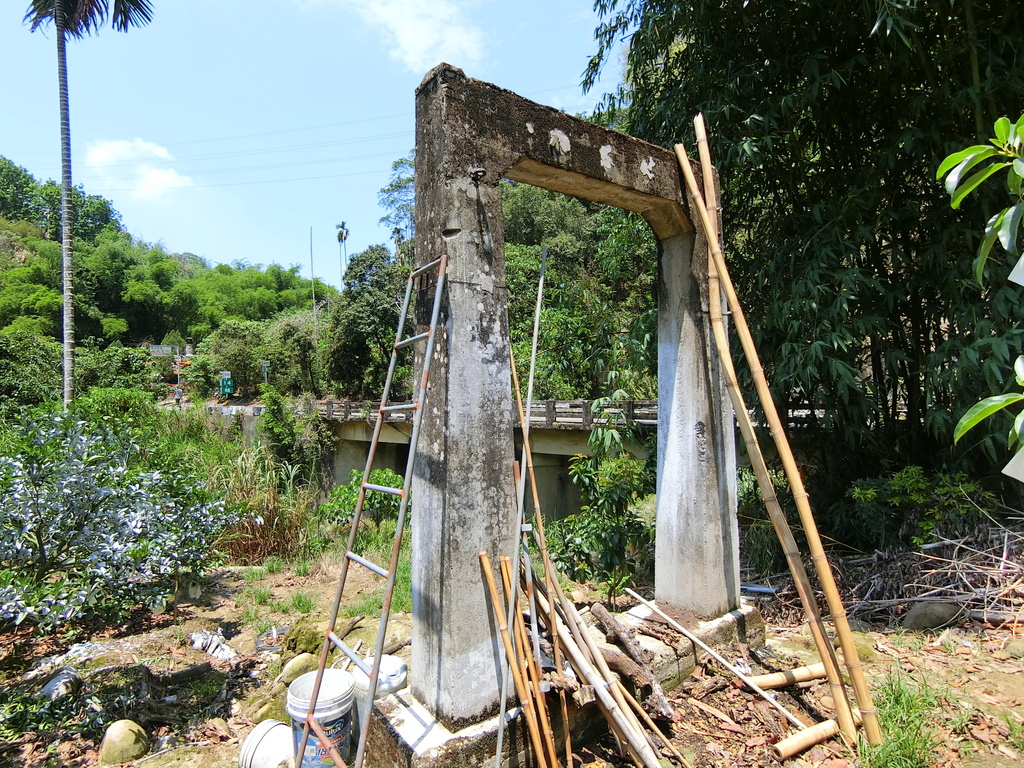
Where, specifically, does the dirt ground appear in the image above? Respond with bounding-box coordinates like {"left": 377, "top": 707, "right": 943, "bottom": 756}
{"left": 2, "top": 561, "right": 1022, "bottom": 768}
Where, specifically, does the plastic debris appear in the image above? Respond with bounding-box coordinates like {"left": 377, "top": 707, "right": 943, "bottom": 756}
{"left": 189, "top": 628, "right": 237, "bottom": 660}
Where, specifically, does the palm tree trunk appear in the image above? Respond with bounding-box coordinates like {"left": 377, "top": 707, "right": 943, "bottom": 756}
{"left": 56, "top": 0, "right": 75, "bottom": 407}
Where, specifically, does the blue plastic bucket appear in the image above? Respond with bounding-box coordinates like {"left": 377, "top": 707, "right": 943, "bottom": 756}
{"left": 285, "top": 669, "right": 355, "bottom": 767}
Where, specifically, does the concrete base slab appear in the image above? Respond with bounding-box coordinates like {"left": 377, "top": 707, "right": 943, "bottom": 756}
{"left": 365, "top": 690, "right": 534, "bottom": 768}
{"left": 364, "top": 602, "right": 764, "bottom": 768}
{"left": 618, "top": 600, "right": 765, "bottom": 690}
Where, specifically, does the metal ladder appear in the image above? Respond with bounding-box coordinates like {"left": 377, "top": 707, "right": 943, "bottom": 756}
{"left": 295, "top": 254, "right": 448, "bottom": 768}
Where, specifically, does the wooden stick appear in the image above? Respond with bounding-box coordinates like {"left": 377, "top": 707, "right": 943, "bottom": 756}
{"left": 590, "top": 602, "right": 673, "bottom": 720}
{"left": 772, "top": 719, "right": 841, "bottom": 760}
{"left": 500, "top": 557, "right": 560, "bottom": 768}
{"left": 687, "top": 114, "right": 881, "bottom": 746}
{"left": 678, "top": 132, "right": 857, "bottom": 745}
{"left": 619, "top": 684, "right": 694, "bottom": 768}
{"left": 533, "top": 586, "right": 661, "bottom": 768}
{"left": 480, "top": 551, "right": 550, "bottom": 768}
{"left": 737, "top": 663, "right": 828, "bottom": 690}
{"left": 624, "top": 589, "right": 808, "bottom": 731}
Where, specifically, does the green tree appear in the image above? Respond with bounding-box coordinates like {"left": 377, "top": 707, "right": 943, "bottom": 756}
{"left": 325, "top": 245, "right": 407, "bottom": 398}
{"left": 586, "top": 0, "right": 1024, "bottom": 505}
{"left": 378, "top": 152, "right": 415, "bottom": 261}
{"left": 24, "top": 0, "right": 154, "bottom": 407}
{"left": 0, "top": 332, "right": 61, "bottom": 417}
{"left": 0, "top": 158, "right": 40, "bottom": 223}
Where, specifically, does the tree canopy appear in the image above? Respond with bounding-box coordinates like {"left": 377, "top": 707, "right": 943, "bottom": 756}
{"left": 586, "top": 0, "right": 1024, "bottom": 503}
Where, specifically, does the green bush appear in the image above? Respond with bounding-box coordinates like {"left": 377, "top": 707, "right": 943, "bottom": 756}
{"left": 319, "top": 467, "right": 406, "bottom": 525}
{"left": 844, "top": 465, "right": 997, "bottom": 548}
{"left": 0, "top": 414, "right": 240, "bottom": 629}
{"left": 548, "top": 451, "right": 653, "bottom": 593}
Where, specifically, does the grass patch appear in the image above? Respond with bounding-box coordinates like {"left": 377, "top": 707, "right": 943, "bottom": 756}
{"left": 861, "top": 672, "right": 942, "bottom": 768}
{"left": 291, "top": 592, "right": 315, "bottom": 614}
{"left": 242, "top": 566, "right": 267, "bottom": 583}
{"left": 264, "top": 556, "right": 284, "bottom": 574}
{"left": 241, "top": 585, "right": 273, "bottom": 606}
{"left": 294, "top": 560, "right": 311, "bottom": 577}
{"left": 240, "top": 603, "right": 262, "bottom": 626}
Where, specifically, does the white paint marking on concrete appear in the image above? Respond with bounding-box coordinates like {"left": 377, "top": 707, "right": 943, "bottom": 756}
{"left": 549, "top": 129, "right": 571, "bottom": 156}
{"left": 600, "top": 145, "right": 615, "bottom": 171}
{"left": 640, "top": 156, "right": 657, "bottom": 179}
{"left": 526, "top": 122, "right": 535, "bottom": 134}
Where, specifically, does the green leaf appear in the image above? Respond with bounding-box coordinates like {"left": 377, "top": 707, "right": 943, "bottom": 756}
{"left": 954, "top": 393, "right": 1024, "bottom": 443}
{"left": 943, "top": 148, "right": 998, "bottom": 195}
{"left": 1013, "top": 409, "right": 1024, "bottom": 448}
{"left": 975, "top": 214, "right": 1002, "bottom": 283}
{"left": 1013, "top": 157, "right": 1024, "bottom": 178}
{"left": 1015, "top": 356, "right": 1024, "bottom": 387}
{"left": 951, "top": 162, "right": 1012, "bottom": 208}
{"left": 936, "top": 145, "right": 994, "bottom": 179}
{"left": 995, "top": 117, "right": 1012, "bottom": 145}
{"left": 999, "top": 203, "right": 1024, "bottom": 254}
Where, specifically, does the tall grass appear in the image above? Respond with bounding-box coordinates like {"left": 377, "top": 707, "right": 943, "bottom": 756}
{"left": 157, "top": 409, "right": 323, "bottom": 564}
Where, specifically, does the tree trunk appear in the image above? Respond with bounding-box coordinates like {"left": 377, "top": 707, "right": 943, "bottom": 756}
{"left": 56, "top": 0, "right": 75, "bottom": 407}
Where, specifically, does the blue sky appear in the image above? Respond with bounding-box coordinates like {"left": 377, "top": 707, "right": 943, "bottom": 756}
{"left": 0, "top": 0, "right": 618, "bottom": 288}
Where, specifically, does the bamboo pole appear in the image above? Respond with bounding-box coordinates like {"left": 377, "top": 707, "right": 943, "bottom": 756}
{"left": 500, "top": 557, "right": 560, "bottom": 768}
{"left": 772, "top": 719, "right": 841, "bottom": 760}
{"left": 686, "top": 114, "right": 882, "bottom": 746}
{"left": 533, "top": 586, "right": 662, "bottom": 768}
{"left": 511, "top": 349, "right": 575, "bottom": 766}
{"left": 676, "top": 138, "right": 856, "bottom": 744}
{"left": 480, "top": 551, "right": 550, "bottom": 768}
{"left": 738, "top": 663, "right": 828, "bottom": 690}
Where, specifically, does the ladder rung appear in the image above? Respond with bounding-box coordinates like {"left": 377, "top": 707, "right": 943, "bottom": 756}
{"left": 328, "top": 633, "right": 372, "bottom": 675}
{"left": 395, "top": 330, "right": 430, "bottom": 350}
{"left": 381, "top": 402, "right": 416, "bottom": 413}
{"left": 410, "top": 256, "right": 443, "bottom": 278}
{"left": 364, "top": 483, "right": 402, "bottom": 496}
{"left": 347, "top": 551, "right": 390, "bottom": 578}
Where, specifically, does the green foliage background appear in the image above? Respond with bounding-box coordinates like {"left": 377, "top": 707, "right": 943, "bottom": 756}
{"left": 587, "top": 0, "right": 1024, "bottom": 508}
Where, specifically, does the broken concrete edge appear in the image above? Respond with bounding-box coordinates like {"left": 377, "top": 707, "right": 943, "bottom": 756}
{"left": 363, "top": 602, "right": 765, "bottom": 768}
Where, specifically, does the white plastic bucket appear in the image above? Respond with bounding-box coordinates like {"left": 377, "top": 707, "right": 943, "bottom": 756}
{"left": 238, "top": 720, "right": 292, "bottom": 768}
{"left": 286, "top": 669, "right": 355, "bottom": 768}
{"left": 351, "top": 655, "right": 408, "bottom": 742}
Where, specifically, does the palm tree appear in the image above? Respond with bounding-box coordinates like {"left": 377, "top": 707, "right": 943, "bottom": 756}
{"left": 24, "top": 0, "right": 154, "bottom": 407}
{"left": 336, "top": 221, "right": 350, "bottom": 286}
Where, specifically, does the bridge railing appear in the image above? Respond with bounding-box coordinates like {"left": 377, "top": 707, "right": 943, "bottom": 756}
{"left": 317, "top": 399, "right": 659, "bottom": 429}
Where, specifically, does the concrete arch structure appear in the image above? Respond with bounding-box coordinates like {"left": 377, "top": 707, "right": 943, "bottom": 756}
{"left": 410, "top": 64, "right": 737, "bottom": 728}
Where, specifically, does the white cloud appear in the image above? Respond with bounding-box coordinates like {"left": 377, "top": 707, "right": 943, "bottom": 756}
{"left": 342, "top": 0, "right": 483, "bottom": 72}
{"left": 84, "top": 138, "right": 193, "bottom": 201}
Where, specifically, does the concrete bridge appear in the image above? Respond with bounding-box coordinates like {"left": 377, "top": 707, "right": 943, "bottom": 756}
{"left": 319, "top": 398, "right": 657, "bottom": 519}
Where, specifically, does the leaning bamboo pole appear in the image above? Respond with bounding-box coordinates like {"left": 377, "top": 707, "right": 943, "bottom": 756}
{"left": 511, "top": 342, "right": 574, "bottom": 765}
{"left": 480, "top": 551, "right": 550, "bottom": 768}
{"left": 500, "top": 556, "right": 560, "bottom": 768}
{"left": 683, "top": 114, "right": 882, "bottom": 746}
{"left": 677, "top": 135, "right": 857, "bottom": 744}
{"left": 532, "top": 585, "right": 662, "bottom": 768}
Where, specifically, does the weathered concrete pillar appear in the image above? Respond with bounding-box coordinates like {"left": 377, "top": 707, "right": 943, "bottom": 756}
{"left": 410, "top": 66, "right": 519, "bottom": 729}
{"left": 655, "top": 231, "right": 739, "bottom": 617}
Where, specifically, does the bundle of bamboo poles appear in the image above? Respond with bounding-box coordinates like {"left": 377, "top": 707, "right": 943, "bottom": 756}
{"left": 481, "top": 546, "right": 693, "bottom": 768}
{"left": 676, "top": 114, "right": 883, "bottom": 750}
